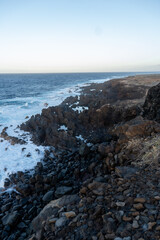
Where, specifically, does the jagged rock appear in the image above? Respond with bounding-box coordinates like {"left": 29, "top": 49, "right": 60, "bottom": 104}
{"left": 1, "top": 76, "right": 160, "bottom": 240}
{"left": 143, "top": 82, "right": 160, "bottom": 122}
{"left": 112, "top": 116, "right": 160, "bottom": 141}
{"left": 0, "top": 127, "right": 26, "bottom": 145}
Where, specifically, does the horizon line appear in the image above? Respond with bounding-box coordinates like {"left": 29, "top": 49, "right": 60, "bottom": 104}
{"left": 0, "top": 70, "right": 160, "bottom": 75}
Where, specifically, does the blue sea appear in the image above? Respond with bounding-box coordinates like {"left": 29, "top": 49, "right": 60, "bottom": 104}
{"left": 0, "top": 72, "right": 152, "bottom": 187}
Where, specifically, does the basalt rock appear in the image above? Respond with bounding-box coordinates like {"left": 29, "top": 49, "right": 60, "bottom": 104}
{"left": 20, "top": 78, "right": 147, "bottom": 150}
{"left": 143, "top": 82, "right": 160, "bottom": 122}
{"left": 0, "top": 127, "right": 26, "bottom": 145}
{"left": 112, "top": 116, "right": 160, "bottom": 142}
{"left": 2, "top": 75, "right": 160, "bottom": 240}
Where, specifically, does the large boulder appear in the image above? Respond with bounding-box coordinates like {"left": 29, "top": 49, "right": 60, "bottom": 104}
{"left": 143, "top": 83, "right": 160, "bottom": 122}
{"left": 112, "top": 116, "right": 160, "bottom": 141}
{"left": 31, "top": 194, "right": 80, "bottom": 234}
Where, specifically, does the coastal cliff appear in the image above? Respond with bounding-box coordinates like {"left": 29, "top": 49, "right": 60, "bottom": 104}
{"left": 1, "top": 74, "right": 160, "bottom": 240}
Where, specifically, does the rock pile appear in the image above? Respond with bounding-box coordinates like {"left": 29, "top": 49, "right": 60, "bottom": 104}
{"left": 1, "top": 75, "right": 160, "bottom": 239}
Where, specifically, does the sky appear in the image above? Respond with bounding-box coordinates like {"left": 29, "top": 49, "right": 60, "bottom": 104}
{"left": 0, "top": 0, "right": 160, "bottom": 73}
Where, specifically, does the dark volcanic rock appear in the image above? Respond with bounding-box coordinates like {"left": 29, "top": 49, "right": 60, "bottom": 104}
{"left": 2, "top": 211, "right": 20, "bottom": 226}
{"left": 31, "top": 195, "right": 80, "bottom": 233}
{"left": 55, "top": 186, "right": 73, "bottom": 197}
{"left": 79, "top": 143, "right": 90, "bottom": 156}
{"left": 20, "top": 78, "right": 146, "bottom": 149}
{"left": 42, "top": 190, "right": 54, "bottom": 202}
{"left": 1, "top": 75, "right": 160, "bottom": 240}
{"left": 143, "top": 83, "right": 160, "bottom": 122}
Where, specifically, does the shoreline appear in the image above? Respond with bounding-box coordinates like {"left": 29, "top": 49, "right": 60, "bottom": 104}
{"left": 0, "top": 72, "right": 136, "bottom": 188}
{"left": 1, "top": 74, "right": 160, "bottom": 239}
{"left": 1, "top": 73, "right": 160, "bottom": 190}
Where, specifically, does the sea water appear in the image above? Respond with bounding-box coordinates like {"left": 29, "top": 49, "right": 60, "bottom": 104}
{"left": 0, "top": 72, "right": 148, "bottom": 187}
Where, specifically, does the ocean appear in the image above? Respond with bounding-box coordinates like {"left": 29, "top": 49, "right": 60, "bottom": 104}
{"left": 0, "top": 72, "right": 150, "bottom": 187}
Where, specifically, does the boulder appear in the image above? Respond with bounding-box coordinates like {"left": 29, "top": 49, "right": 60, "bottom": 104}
{"left": 143, "top": 83, "right": 160, "bottom": 122}
{"left": 112, "top": 116, "right": 160, "bottom": 141}
{"left": 31, "top": 195, "right": 80, "bottom": 232}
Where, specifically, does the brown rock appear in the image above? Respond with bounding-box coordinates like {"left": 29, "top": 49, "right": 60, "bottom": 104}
{"left": 148, "top": 222, "right": 156, "bottom": 230}
{"left": 31, "top": 195, "right": 80, "bottom": 233}
{"left": 132, "top": 211, "right": 139, "bottom": 216}
{"left": 154, "top": 196, "right": 160, "bottom": 200}
{"left": 156, "top": 225, "right": 160, "bottom": 231}
{"left": 88, "top": 181, "right": 108, "bottom": 196}
{"left": 123, "top": 216, "right": 132, "bottom": 221}
{"left": 80, "top": 187, "right": 87, "bottom": 194}
{"left": 134, "top": 198, "right": 146, "bottom": 203}
{"left": 63, "top": 211, "right": 76, "bottom": 218}
{"left": 133, "top": 203, "right": 144, "bottom": 210}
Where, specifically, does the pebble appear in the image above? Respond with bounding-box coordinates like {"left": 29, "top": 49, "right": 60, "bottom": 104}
{"left": 134, "top": 198, "right": 146, "bottom": 203}
{"left": 63, "top": 211, "right": 76, "bottom": 218}
{"left": 116, "top": 202, "right": 125, "bottom": 207}
{"left": 132, "top": 220, "right": 139, "bottom": 229}
{"left": 148, "top": 222, "right": 156, "bottom": 230}
{"left": 133, "top": 203, "right": 144, "bottom": 210}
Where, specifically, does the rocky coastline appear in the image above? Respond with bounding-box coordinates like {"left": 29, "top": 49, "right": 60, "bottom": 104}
{"left": 1, "top": 74, "right": 160, "bottom": 239}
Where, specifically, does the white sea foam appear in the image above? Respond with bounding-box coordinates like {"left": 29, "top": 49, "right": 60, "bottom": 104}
{"left": 0, "top": 133, "right": 44, "bottom": 188}
{"left": 72, "top": 106, "right": 89, "bottom": 113}
{"left": 76, "top": 135, "right": 86, "bottom": 142}
{"left": 58, "top": 125, "right": 68, "bottom": 131}
{"left": 0, "top": 84, "right": 84, "bottom": 187}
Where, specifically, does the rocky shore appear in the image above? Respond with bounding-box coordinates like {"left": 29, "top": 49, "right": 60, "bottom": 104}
{"left": 1, "top": 74, "right": 160, "bottom": 240}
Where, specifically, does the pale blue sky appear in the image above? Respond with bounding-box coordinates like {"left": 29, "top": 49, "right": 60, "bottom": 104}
{"left": 0, "top": 0, "right": 160, "bottom": 73}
